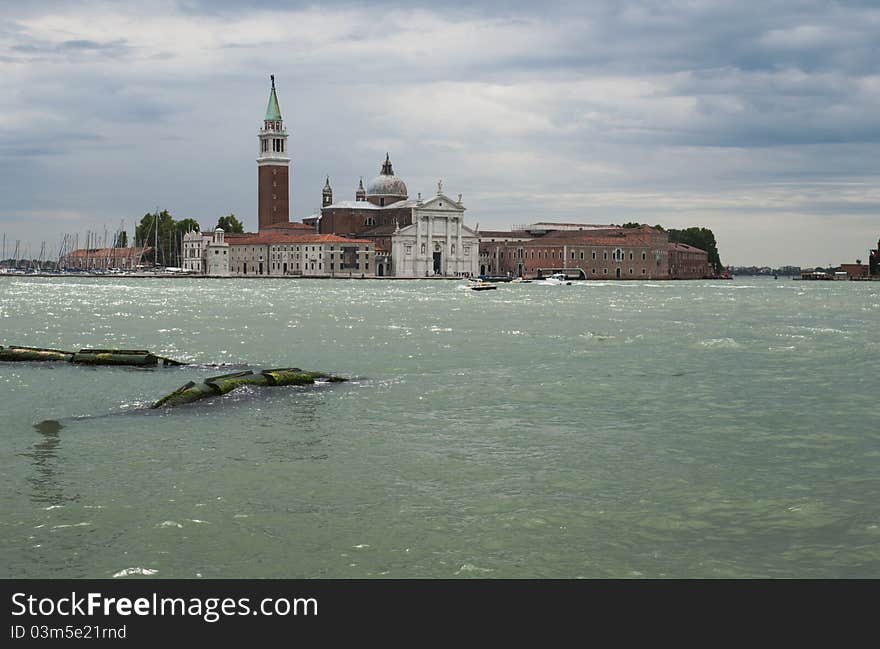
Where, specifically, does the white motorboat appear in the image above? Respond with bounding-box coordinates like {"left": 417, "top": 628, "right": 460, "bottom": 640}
{"left": 537, "top": 273, "right": 571, "bottom": 285}
{"left": 465, "top": 278, "right": 497, "bottom": 291}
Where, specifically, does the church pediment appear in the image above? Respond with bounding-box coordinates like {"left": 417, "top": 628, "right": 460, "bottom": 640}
{"left": 418, "top": 193, "right": 465, "bottom": 211}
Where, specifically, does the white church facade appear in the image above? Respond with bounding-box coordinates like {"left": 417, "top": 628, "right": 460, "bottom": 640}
{"left": 390, "top": 190, "right": 479, "bottom": 278}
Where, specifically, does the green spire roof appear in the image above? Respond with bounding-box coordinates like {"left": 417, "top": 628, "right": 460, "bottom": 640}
{"left": 265, "top": 74, "right": 282, "bottom": 121}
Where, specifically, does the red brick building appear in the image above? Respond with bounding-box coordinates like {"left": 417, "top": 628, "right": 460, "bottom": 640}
{"left": 479, "top": 224, "right": 710, "bottom": 280}
{"left": 60, "top": 246, "right": 152, "bottom": 271}
{"left": 303, "top": 154, "right": 417, "bottom": 239}
{"left": 838, "top": 263, "right": 869, "bottom": 279}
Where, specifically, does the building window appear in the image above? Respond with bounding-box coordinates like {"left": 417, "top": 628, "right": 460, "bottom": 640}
{"left": 592, "top": 251, "right": 596, "bottom": 260}
{"left": 580, "top": 251, "right": 584, "bottom": 259}
{"left": 603, "top": 268, "right": 608, "bottom": 274}
{"left": 592, "top": 268, "right": 596, "bottom": 274}
{"left": 603, "top": 251, "right": 608, "bottom": 260}
{"left": 642, "top": 268, "right": 646, "bottom": 274}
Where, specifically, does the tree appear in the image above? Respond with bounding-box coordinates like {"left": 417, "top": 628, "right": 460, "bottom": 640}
{"left": 621, "top": 222, "right": 641, "bottom": 228}
{"left": 667, "top": 226, "right": 723, "bottom": 275}
{"left": 113, "top": 230, "right": 128, "bottom": 248}
{"left": 176, "top": 219, "right": 201, "bottom": 235}
{"left": 216, "top": 214, "right": 244, "bottom": 234}
{"left": 135, "top": 210, "right": 176, "bottom": 266}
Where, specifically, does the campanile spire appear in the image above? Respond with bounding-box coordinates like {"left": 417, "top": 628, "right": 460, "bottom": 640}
{"left": 257, "top": 75, "right": 290, "bottom": 230}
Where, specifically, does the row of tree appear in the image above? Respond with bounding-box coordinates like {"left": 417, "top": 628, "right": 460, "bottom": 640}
{"left": 133, "top": 211, "right": 244, "bottom": 266}
{"left": 620, "top": 222, "right": 723, "bottom": 275}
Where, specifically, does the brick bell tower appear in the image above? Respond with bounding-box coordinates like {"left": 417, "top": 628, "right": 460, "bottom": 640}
{"left": 257, "top": 75, "right": 290, "bottom": 230}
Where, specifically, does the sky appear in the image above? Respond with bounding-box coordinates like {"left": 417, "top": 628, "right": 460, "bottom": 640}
{"left": 1, "top": 0, "right": 879, "bottom": 267}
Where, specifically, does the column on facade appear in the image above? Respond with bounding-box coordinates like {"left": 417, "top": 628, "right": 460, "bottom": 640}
{"left": 456, "top": 217, "right": 463, "bottom": 276}
{"left": 415, "top": 215, "right": 422, "bottom": 277}
{"left": 425, "top": 215, "right": 432, "bottom": 276}
{"left": 444, "top": 216, "right": 450, "bottom": 276}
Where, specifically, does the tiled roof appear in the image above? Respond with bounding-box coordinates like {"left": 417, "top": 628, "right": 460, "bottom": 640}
{"left": 480, "top": 231, "right": 532, "bottom": 238}
{"left": 228, "top": 233, "right": 372, "bottom": 245}
{"left": 360, "top": 225, "right": 399, "bottom": 236}
{"left": 260, "top": 221, "right": 315, "bottom": 231}
{"left": 64, "top": 246, "right": 151, "bottom": 258}
{"left": 668, "top": 242, "right": 707, "bottom": 253}
{"left": 523, "top": 235, "right": 653, "bottom": 247}
{"left": 323, "top": 198, "right": 419, "bottom": 210}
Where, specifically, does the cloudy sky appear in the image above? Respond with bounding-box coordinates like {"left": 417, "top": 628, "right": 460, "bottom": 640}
{"left": 1, "top": 0, "right": 878, "bottom": 267}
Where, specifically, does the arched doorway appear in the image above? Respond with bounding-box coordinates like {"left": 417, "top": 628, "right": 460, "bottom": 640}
{"left": 615, "top": 267, "right": 621, "bottom": 279}
{"left": 378, "top": 263, "right": 384, "bottom": 277}
{"left": 433, "top": 243, "right": 442, "bottom": 275}
{"left": 480, "top": 264, "right": 486, "bottom": 275}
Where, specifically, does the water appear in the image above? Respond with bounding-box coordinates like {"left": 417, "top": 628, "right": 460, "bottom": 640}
{"left": 1, "top": 276, "right": 878, "bottom": 578}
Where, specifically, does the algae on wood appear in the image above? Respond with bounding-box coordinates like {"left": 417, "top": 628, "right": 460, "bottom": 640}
{"left": 0, "top": 344, "right": 185, "bottom": 366}
{"left": 151, "top": 368, "right": 348, "bottom": 409}
{"left": 0, "top": 346, "right": 74, "bottom": 362}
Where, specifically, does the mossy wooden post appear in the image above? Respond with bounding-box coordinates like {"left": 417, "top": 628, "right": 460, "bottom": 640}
{"left": 0, "top": 346, "right": 74, "bottom": 362}
{"left": 151, "top": 368, "right": 348, "bottom": 409}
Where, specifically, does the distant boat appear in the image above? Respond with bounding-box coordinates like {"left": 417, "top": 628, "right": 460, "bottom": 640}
{"left": 510, "top": 277, "right": 532, "bottom": 284}
{"left": 466, "top": 278, "right": 497, "bottom": 291}
{"left": 537, "top": 273, "right": 571, "bottom": 285}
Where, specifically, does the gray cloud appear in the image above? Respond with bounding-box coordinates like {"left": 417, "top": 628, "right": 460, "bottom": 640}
{"left": 0, "top": 1, "right": 878, "bottom": 266}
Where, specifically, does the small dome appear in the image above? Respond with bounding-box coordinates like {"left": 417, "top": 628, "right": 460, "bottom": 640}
{"left": 366, "top": 153, "right": 408, "bottom": 200}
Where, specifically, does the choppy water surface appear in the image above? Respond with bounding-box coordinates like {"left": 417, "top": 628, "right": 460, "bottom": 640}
{"left": 1, "top": 276, "right": 877, "bottom": 578}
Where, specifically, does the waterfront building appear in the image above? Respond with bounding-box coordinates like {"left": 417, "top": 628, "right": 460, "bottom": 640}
{"left": 226, "top": 232, "right": 374, "bottom": 277}
{"left": 60, "top": 246, "right": 152, "bottom": 271}
{"left": 838, "top": 263, "right": 869, "bottom": 280}
{"left": 183, "top": 227, "right": 373, "bottom": 277}
{"left": 390, "top": 183, "right": 479, "bottom": 278}
{"left": 304, "top": 155, "right": 477, "bottom": 277}
{"left": 182, "top": 228, "right": 230, "bottom": 276}
{"left": 478, "top": 224, "right": 710, "bottom": 279}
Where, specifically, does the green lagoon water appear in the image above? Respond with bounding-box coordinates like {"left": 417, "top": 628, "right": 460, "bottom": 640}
{"left": 0, "top": 276, "right": 877, "bottom": 578}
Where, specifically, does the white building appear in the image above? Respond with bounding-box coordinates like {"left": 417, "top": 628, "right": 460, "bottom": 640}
{"left": 390, "top": 187, "right": 479, "bottom": 278}
{"left": 182, "top": 228, "right": 230, "bottom": 276}
{"left": 227, "top": 233, "right": 374, "bottom": 277}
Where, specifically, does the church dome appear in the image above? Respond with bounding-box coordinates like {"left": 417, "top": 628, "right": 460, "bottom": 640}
{"left": 366, "top": 153, "right": 408, "bottom": 200}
